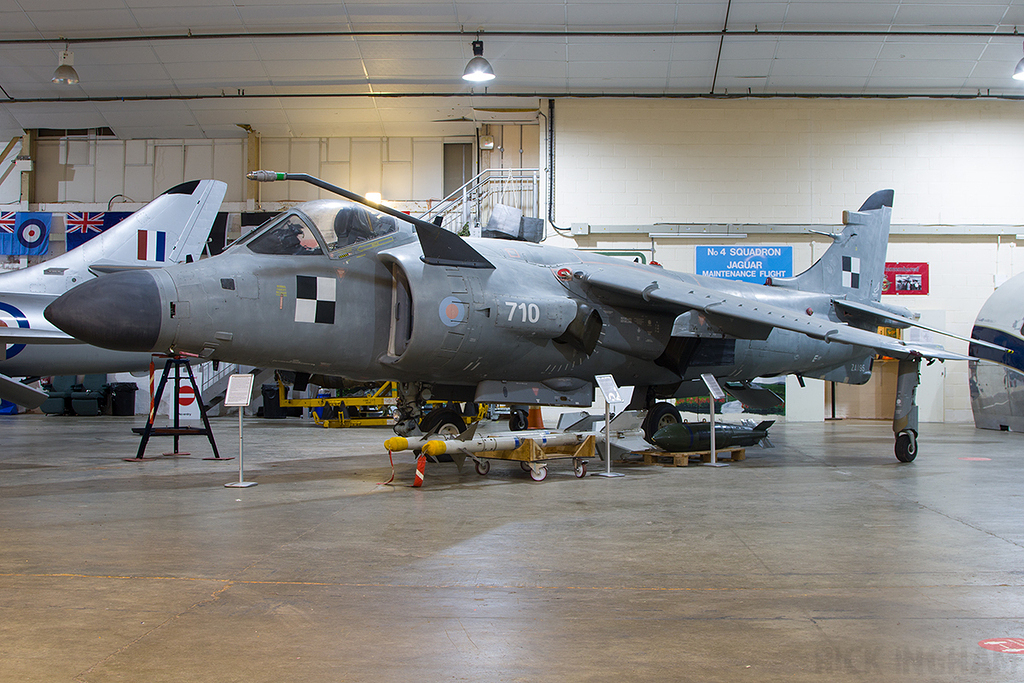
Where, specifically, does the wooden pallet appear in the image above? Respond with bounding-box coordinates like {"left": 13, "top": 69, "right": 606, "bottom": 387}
{"left": 628, "top": 447, "right": 746, "bottom": 467}
{"left": 478, "top": 434, "right": 597, "bottom": 464}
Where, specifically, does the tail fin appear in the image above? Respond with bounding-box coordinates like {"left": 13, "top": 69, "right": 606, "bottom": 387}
{"left": 89, "top": 179, "right": 227, "bottom": 268}
{"left": 769, "top": 190, "right": 893, "bottom": 302}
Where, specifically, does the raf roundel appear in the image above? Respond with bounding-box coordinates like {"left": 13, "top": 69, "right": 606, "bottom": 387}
{"left": 17, "top": 218, "right": 47, "bottom": 250}
{"left": 438, "top": 296, "right": 467, "bottom": 327}
{"left": 0, "top": 301, "right": 29, "bottom": 359}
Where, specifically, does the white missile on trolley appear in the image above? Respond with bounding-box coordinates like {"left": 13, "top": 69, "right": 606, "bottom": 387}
{"left": 384, "top": 427, "right": 589, "bottom": 458}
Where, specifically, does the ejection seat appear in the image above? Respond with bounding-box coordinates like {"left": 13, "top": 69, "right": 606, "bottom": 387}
{"left": 40, "top": 375, "right": 77, "bottom": 415}
{"left": 70, "top": 374, "right": 109, "bottom": 416}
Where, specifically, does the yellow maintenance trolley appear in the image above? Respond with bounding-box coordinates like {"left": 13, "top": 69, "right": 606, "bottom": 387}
{"left": 275, "top": 380, "right": 490, "bottom": 429}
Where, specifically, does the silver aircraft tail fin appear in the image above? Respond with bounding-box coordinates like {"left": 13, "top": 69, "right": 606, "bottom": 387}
{"left": 88, "top": 179, "right": 227, "bottom": 269}
{"left": 769, "top": 190, "right": 893, "bottom": 302}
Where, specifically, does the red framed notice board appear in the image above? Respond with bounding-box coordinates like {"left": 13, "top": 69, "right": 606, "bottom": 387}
{"left": 883, "top": 262, "right": 929, "bottom": 295}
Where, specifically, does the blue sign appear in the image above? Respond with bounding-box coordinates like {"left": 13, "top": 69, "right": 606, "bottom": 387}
{"left": 696, "top": 245, "right": 793, "bottom": 284}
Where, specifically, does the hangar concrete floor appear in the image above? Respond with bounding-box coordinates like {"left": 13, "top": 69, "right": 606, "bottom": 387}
{"left": 3, "top": 413, "right": 1024, "bottom": 682}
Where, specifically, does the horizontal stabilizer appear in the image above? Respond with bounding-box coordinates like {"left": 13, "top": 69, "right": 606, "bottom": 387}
{"left": 0, "top": 373, "right": 47, "bottom": 409}
{"left": 0, "top": 327, "right": 78, "bottom": 344}
{"left": 836, "top": 298, "right": 1007, "bottom": 354}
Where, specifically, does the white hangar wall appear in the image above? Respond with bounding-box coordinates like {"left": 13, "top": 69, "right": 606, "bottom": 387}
{"left": 30, "top": 136, "right": 451, "bottom": 209}
{"left": 556, "top": 98, "right": 1024, "bottom": 424}
{"left": 554, "top": 98, "right": 1023, "bottom": 225}
{"left": 18, "top": 136, "right": 452, "bottom": 255}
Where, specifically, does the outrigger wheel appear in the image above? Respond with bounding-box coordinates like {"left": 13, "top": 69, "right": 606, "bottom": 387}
{"left": 509, "top": 407, "right": 529, "bottom": 431}
{"left": 893, "top": 358, "right": 921, "bottom": 463}
{"left": 895, "top": 430, "right": 918, "bottom": 463}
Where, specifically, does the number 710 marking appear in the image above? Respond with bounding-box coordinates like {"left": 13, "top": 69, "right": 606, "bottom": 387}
{"left": 506, "top": 301, "right": 540, "bottom": 324}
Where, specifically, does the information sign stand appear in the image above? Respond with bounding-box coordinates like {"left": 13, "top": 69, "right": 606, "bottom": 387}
{"left": 224, "top": 374, "right": 257, "bottom": 488}
{"left": 701, "top": 373, "right": 729, "bottom": 467}
{"left": 593, "top": 374, "right": 625, "bottom": 478}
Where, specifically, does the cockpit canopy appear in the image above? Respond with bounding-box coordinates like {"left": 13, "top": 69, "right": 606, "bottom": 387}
{"left": 243, "top": 199, "right": 400, "bottom": 257}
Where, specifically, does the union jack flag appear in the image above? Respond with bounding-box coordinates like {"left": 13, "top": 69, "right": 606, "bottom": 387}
{"left": 0, "top": 212, "right": 14, "bottom": 234}
{"left": 66, "top": 212, "right": 105, "bottom": 235}
{"left": 66, "top": 212, "right": 107, "bottom": 250}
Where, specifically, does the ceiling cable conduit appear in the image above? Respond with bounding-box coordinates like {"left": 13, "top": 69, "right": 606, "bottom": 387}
{"left": 710, "top": 0, "right": 734, "bottom": 95}
{"left": 5, "top": 91, "right": 1024, "bottom": 105}
{"left": 1, "top": 27, "right": 1024, "bottom": 46}
{"left": 545, "top": 99, "right": 571, "bottom": 235}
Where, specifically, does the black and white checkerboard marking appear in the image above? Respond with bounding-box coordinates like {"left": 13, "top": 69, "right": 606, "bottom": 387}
{"left": 842, "top": 255, "right": 861, "bottom": 289}
{"left": 295, "top": 275, "right": 336, "bottom": 324}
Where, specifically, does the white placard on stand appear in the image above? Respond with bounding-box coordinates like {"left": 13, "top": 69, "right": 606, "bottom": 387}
{"left": 224, "top": 374, "right": 257, "bottom": 488}
{"left": 701, "top": 373, "right": 728, "bottom": 468}
{"left": 593, "top": 374, "right": 625, "bottom": 478}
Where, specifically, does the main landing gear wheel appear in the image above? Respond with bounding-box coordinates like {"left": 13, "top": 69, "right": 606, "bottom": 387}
{"left": 643, "top": 402, "right": 682, "bottom": 441}
{"left": 419, "top": 408, "right": 466, "bottom": 462}
{"left": 475, "top": 459, "right": 491, "bottom": 476}
{"left": 573, "top": 458, "right": 587, "bottom": 478}
{"left": 529, "top": 464, "right": 548, "bottom": 482}
{"left": 895, "top": 431, "right": 918, "bottom": 463}
{"left": 419, "top": 407, "right": 466, "bottom": 436}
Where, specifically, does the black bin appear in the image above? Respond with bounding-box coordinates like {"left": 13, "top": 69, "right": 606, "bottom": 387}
{"left": 109, "top": 382, "right": 139, "bottom": 416}
{"left": 262, "top": 383, "right": 288, "bottom": 419}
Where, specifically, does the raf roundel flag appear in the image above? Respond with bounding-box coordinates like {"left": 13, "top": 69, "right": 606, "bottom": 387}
{"left": 0, "top": 212, "right": 51, "bottom": 255}
{"left": 137, "top": 229, "right": 166, "bottom": 262}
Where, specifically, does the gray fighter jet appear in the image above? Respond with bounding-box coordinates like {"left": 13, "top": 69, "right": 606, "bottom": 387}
{"left": 0, "top": 180, "right": 226, "bottom": 408}
{"left": 46, "top": 172, "right": 977, "bottom": 462}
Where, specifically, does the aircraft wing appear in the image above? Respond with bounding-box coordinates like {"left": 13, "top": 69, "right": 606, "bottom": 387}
{"left": 0, "top": 327, "right": 80, "bottom": 344}
{"left": 0, "top": 373, "right": 48, "bottom": 409}
{"left": 578, "top": 267, "right": 972, "bottom": 362}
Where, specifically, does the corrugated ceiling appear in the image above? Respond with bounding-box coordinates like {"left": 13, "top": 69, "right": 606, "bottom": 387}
{"left": 0, "top": 0, "right": 1022, "bottom": 138}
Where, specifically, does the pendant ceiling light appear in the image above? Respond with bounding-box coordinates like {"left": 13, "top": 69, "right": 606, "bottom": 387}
{"left": 52, "top": 44, "right": 79, "bottom": 85}
{"left": 462, "top": 39, "right": 495, "bottom": 83}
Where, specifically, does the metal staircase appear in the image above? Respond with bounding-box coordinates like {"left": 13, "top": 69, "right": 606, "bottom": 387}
{"left": 196, "top": 362, "right": 275, "bottom": 416}
{"left": 420, "top": 168, "right": 541, "bottom": 236}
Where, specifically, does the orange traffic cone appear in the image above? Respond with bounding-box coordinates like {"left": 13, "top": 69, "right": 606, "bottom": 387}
{"left": 528, "top": 406, "right": 544, "bottom": 429}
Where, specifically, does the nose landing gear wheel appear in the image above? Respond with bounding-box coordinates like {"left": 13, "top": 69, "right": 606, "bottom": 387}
{"left": 643, "top": 402, "right": 682, "bottom": 441}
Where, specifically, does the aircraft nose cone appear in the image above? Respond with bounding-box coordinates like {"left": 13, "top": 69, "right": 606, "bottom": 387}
{"left": 45, "top": 270, "right": 164, "bottom": 352}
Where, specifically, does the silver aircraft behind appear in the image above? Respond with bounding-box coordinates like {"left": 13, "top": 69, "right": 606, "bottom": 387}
{"left": 46, "top": 172, "right": 978, "bottom": 462}
{"left": 0, "top": 179, "right": 227, "bottom": 408}
{"left": 969, "top": 271, "right": 1024, "bottom": 432}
